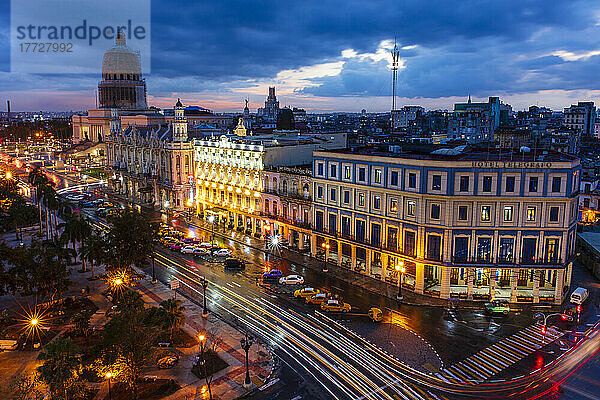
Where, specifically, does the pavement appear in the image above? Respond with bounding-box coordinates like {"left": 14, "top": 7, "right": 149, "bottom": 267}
{"left": 129, "top": 267, "right": 275, "bottom": 400}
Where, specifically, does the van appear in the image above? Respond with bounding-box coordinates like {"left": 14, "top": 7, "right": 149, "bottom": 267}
{"left": 570, "top": 287, "right": 589, "bottom": 305}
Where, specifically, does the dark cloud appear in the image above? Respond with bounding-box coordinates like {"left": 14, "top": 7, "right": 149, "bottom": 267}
{"left": 1, "top": 0, "right": 600, "bottom": 109}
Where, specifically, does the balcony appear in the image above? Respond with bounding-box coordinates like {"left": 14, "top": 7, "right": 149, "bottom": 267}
{"left": 263, "top": 189, "right": 312, "bottom": 202}
{"left": 260, "top": 212, "right": 311, "bottom": 230}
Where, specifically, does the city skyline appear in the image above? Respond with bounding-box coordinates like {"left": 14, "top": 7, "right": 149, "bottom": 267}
{"left": 1, "top": 0, "right": 600, "bottom": 112}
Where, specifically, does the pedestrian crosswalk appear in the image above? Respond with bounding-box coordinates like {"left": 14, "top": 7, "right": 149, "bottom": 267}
{"left": 435, "top": 323, "right": 563, "bottom": 384}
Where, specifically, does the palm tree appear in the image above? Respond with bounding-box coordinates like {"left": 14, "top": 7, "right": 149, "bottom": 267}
{"left": 81, "top": 230, "right": 106, "bottom": 279}
{"left": 59, "top": 213, "right": 92, "bottom": 270}
{"left": 159, "top": 298, "right": 186, "bottom": 342}
{"left": 37, "top": 338, "right": 81, "bottom": 400}
{"left": 27, "top": 168, "right": 48, "bottom": 235}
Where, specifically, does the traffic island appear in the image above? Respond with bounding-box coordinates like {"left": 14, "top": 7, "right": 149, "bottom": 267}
{"left": 191, "top": 349, "right": 229, "bottom": 379}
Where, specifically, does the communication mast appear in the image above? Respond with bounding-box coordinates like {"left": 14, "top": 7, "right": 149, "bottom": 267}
{"left": 391, "top": 39, "right": 400, "bottom": 132}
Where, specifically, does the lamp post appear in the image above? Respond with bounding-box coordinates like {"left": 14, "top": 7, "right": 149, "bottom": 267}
{"left": 197, "top": 333, "right": 206, "bottom": 355}
{"left": 105, "top": 372, "right": 112, "bottom": 400}
{"left": 207, "top": 215, "right": 215, "bottom": 248}
{"left": 151, "top": 252, "right": 156, "bottom": 284}
{"left": 395, "top": 261, "right": 406, "bottom": 300}
{"left": 240, "top": 332, "right": 254, "bottom": 388}
{"left": 201, "top": 276, "right": 209, "bottom": 318}
{"left": 321, "top": 242, "right": 330, "bottom": 272}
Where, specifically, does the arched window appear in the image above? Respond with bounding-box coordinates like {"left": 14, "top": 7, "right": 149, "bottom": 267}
{"left": 273, "top": 177, "right": 278, "bottom": 191}
{"left": 282, "top": 180, "right": 288, "bottom": 193}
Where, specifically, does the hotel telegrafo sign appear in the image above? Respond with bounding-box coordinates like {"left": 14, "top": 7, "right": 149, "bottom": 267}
{"left": 471, "top": 161, "right": 553, "bottom": 169}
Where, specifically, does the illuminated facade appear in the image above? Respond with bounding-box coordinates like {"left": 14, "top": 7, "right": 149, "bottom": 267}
{"left": 194, "top": 132, "right": 347, "bottom": 239}
{"left": 106, "top": 101, "right": 195, "bottom": 211}
{"left": 194, "top": 136, "right": 265, "bottom": 235}
{"left": 262, "top": 165, "right": 313, "bottom": 251}
{"left": 312, "top": 146, "right": 580, "bottom": 304}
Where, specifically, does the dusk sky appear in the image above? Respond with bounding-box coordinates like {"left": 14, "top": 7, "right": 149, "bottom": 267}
{"left": 1, "top": 0, "right": 600, "bottom": 113}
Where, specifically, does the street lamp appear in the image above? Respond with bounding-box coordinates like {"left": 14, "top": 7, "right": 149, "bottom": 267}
{"left": 240, "top": 332, "right": 254, "bottom": 388}
{"left": 105, "top": 372, "right": 112, "bottom": 400}
{"left": 207, "top": 215, "right": 215, "bottom": 248}
{"left": 198, "top": 333, "right": 206, "bottom": 355}
{"left": 201, "top": 277, "right": 209, "bottom": 318}
{"left": 395, "top": 261, "right": 406, "bottom": 300}
{"left": 321, "top": 242, "right": 330, "bottom": 272}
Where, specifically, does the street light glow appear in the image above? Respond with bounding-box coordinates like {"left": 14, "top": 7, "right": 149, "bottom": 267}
{"left": 105, "top": 372, "right": 112, "bottom": 379}
{"left": 30, "top": 318, "right": 39, "bottom": 326}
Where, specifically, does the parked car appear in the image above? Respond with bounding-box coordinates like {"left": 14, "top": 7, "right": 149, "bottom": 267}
{"left": 484, "top": 300, "right": 511, "bottom": 315}
{"left": 294, "top": 287, "right": 319, "bottom": 299}
{"left": 193, "top": 248, "right": 210, "bottom": 256}
{"left": 279, "top": 275, "right": 305, "bottom": 285}
{"left": 182, "top": 238, "right": 195, "bottom": 244}
{"left": 213, "top": 248, "right": 231, "bottom": 257}
{"left": 263, "top": 269, "right": 283, "bottom": 280}
{"left": 224, "top": 258, "right": 245, "bottom": 270}
{"left": 199, "top": 242, "right": 212, "bottom": 248}
{"left": 180, "top": 245, "right": 196, "bottom": 254}
{"left": 321, "top": 299, "right": 351, "bottom": 313}
{"left": 170, "top": 243, "right": 183, "bottom": 251}
{"left": 305, "top": 293, "right": 329, "bottom": 305}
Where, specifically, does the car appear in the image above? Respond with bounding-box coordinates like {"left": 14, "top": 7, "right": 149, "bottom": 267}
{"left": 193, "top": 247, "right": 210, "bottom": 256}
{"left": 180, "top": 245, "right": 196, "bottom": 254}
{"left": 170, "top": 243, "right": 183, "bottom": 251}
{"left": 484, "top": 300, "right": 511, "bottom": 315}
{"left": 199, "top": 242, "right": 212, "bottom": 248}
{"left": 224, "top": 258, "right": 245, "bottom": 270}
{"left": 294, "top": 287, "right": 320, "bottom": 299}
{"left": 213, "top": 248, "right": 231, "bottom": 257}
{"left": 279, "top": 275, "right": 305, "bottom": 285}
{"left": 263, "top": 269, "right": 283, "bottom": 280}
{"left": 320, "top": 299, "right": 351, "bottom": 313}
{"left": 305, "top": 293, "right": 329, "bottom": 305}
{"left": 182, "top": 238, "right": 195, "bottom": 244}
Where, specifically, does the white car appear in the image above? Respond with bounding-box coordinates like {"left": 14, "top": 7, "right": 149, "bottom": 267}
{"left": 279, "top": 275, "right": 305, "bottom": 285}
{"left": 213, "top": 248, "right": 231, "bottom": 257}
{"left": 199, "top": 242, "right": 212, "bottom": 248}
{"left": 193, "top": 248, "right": 210, "bottom": 256}
{"left": 180, "top": 245, "right": 196, "bottom": 254}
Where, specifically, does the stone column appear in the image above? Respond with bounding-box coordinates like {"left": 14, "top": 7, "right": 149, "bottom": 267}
{"left": 490, "top": 268, "right": 497, "bottom": 300}
{"left": 467, "top": 268, "right": 474, "bottom": 300}
{"left": 351, "top": 245, "right": 357, "bottom": 270}
{"left": 415, "top": 263, "right": 424, "bottom": 294}
{"left": 337, "top": 245, "right": 343, "bottom": 266}
{"left": 511, "top": 268, "right": 518, "bottom": 303}
{"left": 555, "top": 269, "right": 565, "bottom": 304}
{"left": 440, "top": 266, "right": 450, "bottom": 299}
{"left": 366, "top": 250, "right": 372, "bottom": 275}
{"left": 533, "top": 270, "right": 540, "bottom": 303}
{"left": 298, "top": 232, "right": 304, "bottom": 250}
{"left": 310, "top": 234, "right": 317, "bottom": 257}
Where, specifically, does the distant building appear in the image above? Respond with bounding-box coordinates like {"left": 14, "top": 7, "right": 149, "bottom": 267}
{"left": 277, "top": 107, "right": 294, "bottom": 130}
{"left": 257, "top": 87, "right": 280, "bottom": 129}
{"left": 292, "top": 107, "right": 307, "bottom": 123}
{"left": 564, "top": 101, "right": 596, "bottom": 136}
{"left": 448, "top": 96, "right": 502, "bottom": 142}
{"left": 391, "top": 106, "right": 424, "bottom": 129}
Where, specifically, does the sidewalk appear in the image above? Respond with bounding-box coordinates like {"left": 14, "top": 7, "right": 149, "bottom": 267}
{"left": 131, "top": 267, "right": 275, "bottom": 400}
{"left": 182, "top": 216, "right": 555, "bottom": 311}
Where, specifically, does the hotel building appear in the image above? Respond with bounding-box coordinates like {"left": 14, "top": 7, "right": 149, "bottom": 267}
{"left": 194, "top": 132, "right": 346, "bottom": 241}
{"left": 311, "top": 145, "right": 580, "bottom": 304}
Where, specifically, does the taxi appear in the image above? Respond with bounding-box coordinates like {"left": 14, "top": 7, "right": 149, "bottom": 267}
{"left": 293, "top": 287, "right": 320, "bottom": 299}
{"left": 305, "top": 293, "right": 328, "bottom": 305}
{"left": 320, "top": 299, "right": 351, "bottom": 313}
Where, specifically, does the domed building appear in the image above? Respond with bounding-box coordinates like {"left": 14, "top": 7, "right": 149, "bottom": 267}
{"left": 98, "top": 31, "right": 147, "bottom": 109}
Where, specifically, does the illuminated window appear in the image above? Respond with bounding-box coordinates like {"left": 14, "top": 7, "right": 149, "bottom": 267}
{"left": 503, "top": 206, "right": 513, "bottom": 222}
{"left": 407, "top": 200, "right": 416, "bottom": 216}
{"left": 344, "top": 166, "right": 351, "bottom": 179}
{"left": 527, "top": 206, "right": 536, "bottom": 221}
{"left": 481, "top": 205, "right": 491, "bottom": 221}
{"left": 390, "top": 198, "right": 398, "bottom": 212}
{"left": 432, "top": 175, "right": 441, "bottom": 190}
{"left": 374, "top": 169, "right": 382, "bottom": 184}
{"left": 358, "top": 193, "right": 365, "bottom": 207}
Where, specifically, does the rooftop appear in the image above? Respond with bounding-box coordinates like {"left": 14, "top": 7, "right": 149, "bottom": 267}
{"left": 318, "top": 144, "right": 579, "bottom": 163}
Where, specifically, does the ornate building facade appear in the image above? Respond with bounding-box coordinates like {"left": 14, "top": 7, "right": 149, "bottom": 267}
{"left": 106, "top": 101, "right": 195, "bottom": 211}
{"left": 312, "top": 145, "right": 580, "bottom": 304}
